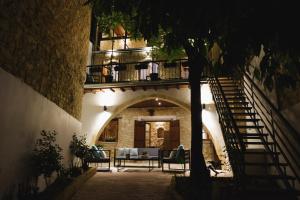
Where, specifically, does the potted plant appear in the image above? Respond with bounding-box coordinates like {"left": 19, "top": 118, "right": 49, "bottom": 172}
{"left": 69, "top": 134, "right": 90, "bottom": 171}
{"left": 164, "top": 61, "right": 177, "bottom": 68}
{"left": 32, "top": 130, "right": 63, "bottom": 187}
{"left": 135, "top": 62, "right": 149, "bottom": 70}
{"left": 150, "top": 73, "right": 159, "bottom": 80}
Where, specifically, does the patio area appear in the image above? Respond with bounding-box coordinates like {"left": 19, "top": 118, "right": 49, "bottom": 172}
{"left": 71, "top": 169, "right": 174, "bottom": 200}
{"left": 71, "top": 162, "right": 232, "bottom": 200}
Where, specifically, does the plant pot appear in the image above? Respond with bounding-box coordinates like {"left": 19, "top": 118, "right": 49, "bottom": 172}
{"left": 105, "top": 75, "right": 113, "bottom": 83}
{"left": 135, "top": 62, "right": 149, "bottom": 70}
{"left": 164, "top": 62, "right": 177, "bottom": 68}
{"left": 150, "top": 73, "right": 159, "bottom": 81}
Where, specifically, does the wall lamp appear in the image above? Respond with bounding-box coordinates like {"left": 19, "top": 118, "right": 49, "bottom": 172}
{"left": 103, "top": 105, "right": 107, "bottom": 111}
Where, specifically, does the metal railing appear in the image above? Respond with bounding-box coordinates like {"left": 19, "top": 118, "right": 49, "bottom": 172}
{"left": 242, "top": 72, "right": 300, "bottom": 187}
{"left": 85, "top": 59, "right": 189, "bottom": 84}
{"left": 209, "top": 77, "right": 246, "bottom": 184}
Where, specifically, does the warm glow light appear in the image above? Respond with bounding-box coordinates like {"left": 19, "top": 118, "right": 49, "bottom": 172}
{"left": 201, "top": 84, "right": 213, "bottom": 104}
{"left": 155, "top": 97, "right": 159, "bottom": 101}
{"left": 106, "top": 50, "right": 119, "bottom": 58}
{"left": 88, "top": 111, "right": 112, "bottom": 144}
{"left": 158, "top": 102, "right": 162, "bottom": 106}
{"left": 95, "top": 90, "right": 117, "bottom": 106}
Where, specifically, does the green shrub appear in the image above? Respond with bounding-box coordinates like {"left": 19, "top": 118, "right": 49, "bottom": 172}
{"left": 32, "top": 130, "right": 63, "bottom": 187}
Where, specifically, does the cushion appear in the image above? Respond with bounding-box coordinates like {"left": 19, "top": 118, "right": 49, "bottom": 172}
{"left": 117, "top": 148, "right": 130, "bottom": 158}
{"left": 175, "top": 145, "right": 185, "bottom": 163}
{"left": 117, "top": 148, "right": 125, "bottom": 157}
{"left": 130, "top": 148, "right": 138, "bottom": 158}
{"left": 99, "top": 148, "right": 107, "bottom": 158}
{"left": 169, "top": 150, "right": 177, "bottom": 159}
{"left": 91, "top": 147, "right": 102, "bottom": 159}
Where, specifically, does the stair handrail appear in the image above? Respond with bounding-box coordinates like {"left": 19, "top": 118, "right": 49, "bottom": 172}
{"left": 215, "top": 78, "right": 246, "bottom": 152}
{"left": 243, "top": 72, "right": 300, "bottom": 140}
{"left": 209, "top": 77, "right": 246, "bottom": 183}
{"left": 242, "top": 71, "right": 300, "bottom": 183}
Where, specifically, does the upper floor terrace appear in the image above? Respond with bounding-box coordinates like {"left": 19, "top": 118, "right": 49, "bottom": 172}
{"left": 85, "top": 25, "right": 197, "bottom": 90}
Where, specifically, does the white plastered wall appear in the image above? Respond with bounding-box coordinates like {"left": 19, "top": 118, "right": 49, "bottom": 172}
{"left": 0, "top": 68, "right": 81, "bottom": 196}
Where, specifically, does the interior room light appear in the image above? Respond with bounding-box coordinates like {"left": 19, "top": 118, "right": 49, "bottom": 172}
{"left": 155, "top": 97, "right": 159, "bottom": 101}
{"left": 158, "top": 102, "right": 162, "bottom": 106}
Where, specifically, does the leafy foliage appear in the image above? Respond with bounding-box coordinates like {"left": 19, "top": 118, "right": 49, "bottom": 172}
{"left": 69, "top": 134, "right": 89, "bottom": 170}
{"left": 32, "top": 130, "right": 63, "bottom": 186}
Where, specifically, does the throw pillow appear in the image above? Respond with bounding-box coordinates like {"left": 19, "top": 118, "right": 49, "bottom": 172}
{"left": 117, "top": 148, "right": 125, "bottom": 157}
{"left": 99, "top": 149, "right": 107, "bottom": 158}
{"left": 130, "top": 148, "right": 138, "bottom": 158}
{"left": 91, "top": 147, "right": 101, "bottom": 159}
{"left": 175, "top": 145, "right": 185, "bottom": 163}
{"left": 169, "top": 150, "right": 177, "bottom": 159}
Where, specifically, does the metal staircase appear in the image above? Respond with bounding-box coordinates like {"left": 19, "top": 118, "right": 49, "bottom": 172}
{"left": 209, "top": 75, "right": 300, "bottom": 199}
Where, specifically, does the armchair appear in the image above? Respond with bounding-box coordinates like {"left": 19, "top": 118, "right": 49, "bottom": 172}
{"left": 85, "top": 146, "right": 111, "bottom": 171}
{"left": 161, "top": 149, "right": 190, "bottom": 172}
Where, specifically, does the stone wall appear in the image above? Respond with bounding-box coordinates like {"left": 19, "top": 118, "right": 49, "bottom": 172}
{"left": 0, "top": 0, "right": 91, "bottom": 119}
{"left": 97, "top": 107, "right": 218, "bottom": 161}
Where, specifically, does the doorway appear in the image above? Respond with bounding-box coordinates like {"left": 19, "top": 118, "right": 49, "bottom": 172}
{"left": 134, "top": 120, "right": 180, "bottom": 150}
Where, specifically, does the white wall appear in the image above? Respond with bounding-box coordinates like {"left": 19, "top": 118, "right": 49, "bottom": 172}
{"left": 0, "top": 68, "right": 82, "bottom": 197}
{"left": 81, "top": 84, "right": 226, "bottom": 158}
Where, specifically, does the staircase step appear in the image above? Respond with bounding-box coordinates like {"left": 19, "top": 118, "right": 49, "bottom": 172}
{"left": 234, "top": 118, "right": 260, "bottom": 122}
{"left": 232, "top": 112, "right": 256, "bottom": 116}
{"left": 244, "top": 162, "right": 288, "bottom": 166}
{"left": 246, "top": 174, "right": 296, "bottom": 180}
{"left": 226, "top": 96, "right": 246, "bottom": 100}
{"left": 244, "top": 141, "right": 273, "bottom": 145}
{"left": 236, "top": 125, "right": 264, "bottom": 129}
{"left": 229, "top": 106, "right": 252, "bottom": 110}
{"left": 227, "top": 101, "right": 249, "bottom": 105}
{"left": 219, "top": 84, "right": 239, "bottom": 87}
{"left": 240, "top": 188, "right": 300, "bottom": 199}
{"left": 223, "top": 91, "right": 243, "bottom": 95}
{"left": 240, "top": 133, "right": 268, "bottom": 137}
{"left": 243, "top": 150, "right": 280, "bottom": 155}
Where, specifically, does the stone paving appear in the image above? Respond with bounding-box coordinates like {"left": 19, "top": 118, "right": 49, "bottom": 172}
{"left": 71, "top": 167, "right": 174, "bottom": 200}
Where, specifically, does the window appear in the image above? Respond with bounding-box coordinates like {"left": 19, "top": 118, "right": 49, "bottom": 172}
{"left": 99, "top": 118, "right": 118, "bottom": 142}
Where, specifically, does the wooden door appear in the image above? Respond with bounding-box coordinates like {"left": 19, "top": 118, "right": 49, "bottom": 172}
{"left": 169, "top": 120, "right": 180, "bottom": 149}
{"left": 134, "top": 121, "right": 146, "bottom": 148}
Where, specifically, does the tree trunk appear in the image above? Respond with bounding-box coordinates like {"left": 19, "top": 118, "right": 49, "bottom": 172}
{"left": 189, "top": 56, "right": 211, "bottom": 185}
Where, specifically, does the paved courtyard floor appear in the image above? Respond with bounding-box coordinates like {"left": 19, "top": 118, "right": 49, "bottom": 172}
{"left": 71, "top": 167, "right": 174, "bottom": 200}
{"left": 71, "top": 161, "right": 231, "bottom": 200}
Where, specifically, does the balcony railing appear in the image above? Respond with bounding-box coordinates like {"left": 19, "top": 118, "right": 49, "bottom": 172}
{"left": 85, "top": 59, "right": 189, "bottom": 84}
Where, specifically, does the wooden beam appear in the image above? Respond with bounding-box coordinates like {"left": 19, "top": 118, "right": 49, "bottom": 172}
{"left": 110, "top": 88, "right": 115, "bottom": 92}
{"left": 120, "top": 87, "right": 126, "bottom": 92}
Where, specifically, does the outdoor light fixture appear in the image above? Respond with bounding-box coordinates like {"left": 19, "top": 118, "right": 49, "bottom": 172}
{"left": 103, "top": 105, "right": 107, "bottom": 111}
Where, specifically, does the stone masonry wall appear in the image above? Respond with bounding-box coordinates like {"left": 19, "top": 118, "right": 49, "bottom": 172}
{"left": 97, "top": 107, "right": 218, "bottom": 161}
{"left": 0, "top": 0, "right": 91, "bottom": 119}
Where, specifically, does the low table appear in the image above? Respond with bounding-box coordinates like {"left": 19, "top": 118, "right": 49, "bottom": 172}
{"left": 114, "top": 155, "right": 161, "bottom": 171}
